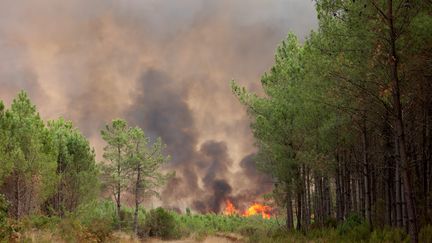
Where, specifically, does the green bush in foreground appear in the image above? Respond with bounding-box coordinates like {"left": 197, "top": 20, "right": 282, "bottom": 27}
{"left": 0, "top": 194, "right": 12, "bottom": 241}
{"left": 139, "top": 207, "right": 179, "bottom": 240}
{"left": 4, "top": 200, "right": 432, "bottom": 243}
{"left": 369, "top": 227, "right": 409, "bottom": 243}
{"left": 419, "top": 225, "right": 432, "bottom": 243}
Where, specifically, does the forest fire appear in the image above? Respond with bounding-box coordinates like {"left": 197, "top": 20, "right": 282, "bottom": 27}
{"left": 223, "top": 200, "right": 238, "bottom": 215}
{"left": 223, "top": 200, "right": 272, "bottom": 219}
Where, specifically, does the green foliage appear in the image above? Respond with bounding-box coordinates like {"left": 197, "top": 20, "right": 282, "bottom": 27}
{"left": 21, "top": 215, "right": 61, "bottom": 231}
{"left": 0, "top": 91, "right": 58, "bottom": 218}
{"left": 419, "top": 225, "right": 432, "bottom": 243}
{"left": 337, "top": 214, "right": 366, "bottom": 235}
{"left": 84, "top": 217, "right": 115, "bottom": 243}
{"left": 140, "top": 207, "right": 178, "bottom": 240}
{"left": 47, "top": 118, "right": 99, "bottom": 215}
{"left": 73, "top": 200, "right": 117, "bottom": 228}
{"left": 100, "top": 119, "right": 130, "bottom": 215}
{"left": 337, "top": 215, "right": 370, "bottom": 242}
{"left": 70, "top": 200, "right": 117, "bottom": 242}
{"left": 369, "top": 227, "right": 409, "bottom": 243}
{"left": 0, "top": 194, "right": 12, "bottom": 240}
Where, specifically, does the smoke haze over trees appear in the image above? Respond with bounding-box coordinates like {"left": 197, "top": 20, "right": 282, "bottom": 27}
{"left": 0, "top": 0, "right": 317, "bottom": 211}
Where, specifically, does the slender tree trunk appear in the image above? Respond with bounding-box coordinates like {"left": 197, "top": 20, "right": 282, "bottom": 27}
{"left": 396, "top": 152, "right": 403, "bottom": 228}
{"left": 422, "top": 106, "right": 428, "bottom": 223}
{"left": 297, "top": 188, "right": 302, "bottom": 231}
{"left": 345, "top": 151, "right": 352, "bottom": 217}
{"left": 116, "top": 146, "right": 122, "bottom": 228}
{"left": 296, "top": 167, "right": 303, "bottom": 231}
{"left": 306, "top": 167, "right": 311, "bottom": 227}
{"left": 134, "top": 163, "right": 142, "bottom": 235}
{"left": 386, "top": 1, "right": 418, "bottom": 241}
{"left": 323, "top": 177, "right": 331, "bottom": 218}
{"left": 359, "top": 163, "right": 365, "bottom": 219}
{"left": 362, "top": 120, "right": 372, "bottom": 226}
{"left": 286, "top": 185, "right": 294, "bottom": 230}
{"left": 15, "top": 171, "right": 20, "bottom": 219}
{"left": 352, "top": 175, "right": 358, "bottom": 214}
{"left": 315, "top": 175, "right": 323, "bottom": 227}
{"left": 336, "top": 154, "right": 343, "bottom": 221}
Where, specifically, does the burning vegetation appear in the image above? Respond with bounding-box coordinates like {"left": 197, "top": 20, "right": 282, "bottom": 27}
{"left": 222, "top": 199, "right": 272, "bottom": 219}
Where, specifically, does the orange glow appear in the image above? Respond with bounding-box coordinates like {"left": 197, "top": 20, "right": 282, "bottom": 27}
{"left": 223, "top": 200, "right": 238, "bottom": 216}
{"left": 242, "top": 202, "right": 272, "bottom": 219}
{"left": 223, "top": 200, "right": 272, "bottom": 219}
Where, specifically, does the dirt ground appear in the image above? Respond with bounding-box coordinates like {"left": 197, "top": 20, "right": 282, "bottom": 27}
{"left": 146, "top": 236, "right": 240, "bottom": 243}
{"left": 115, "top": 232, "right": 243, "bottom": 243}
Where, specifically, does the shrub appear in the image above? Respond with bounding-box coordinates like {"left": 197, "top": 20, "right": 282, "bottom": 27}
{"left": 324, "top": 217, "right": 338, "bottom": 228}
{"left": 345, "top": 223, "right": 370, "bottom": 242}
{"left": 83, "top": 217, "right": 115, "bottom": 243}
{"left": 74, "top": 200, "right": 117, "bottom": 228}
{"left": 119, "top": 208, "right": 134, "bottom": 230}
{"left": 419, "top": 225, "right": 432, "bottom": 243}
{"left": 71, "top": 200, "right": 116, "bottom": 242}
{"left": 0, "top": 194, "right": 12, "bottom": 240}
{"left": 139, "top": 207, "right": 179, "bottom": 240}
{"left": 338, "top": 213, "right": 365, "bottom": 235}
{"left": 338, "top": 214, "right": 370, "bottom": 242}
{"left": 58, "top": 218, "right": 84, "bottom": 242}
{"left": 369, "top": 227, "right": 409, "bottom": 243}
{"left": 23, "top": 215, "right": 61, "bottom": 230}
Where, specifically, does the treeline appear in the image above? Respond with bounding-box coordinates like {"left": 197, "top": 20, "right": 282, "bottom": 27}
{"left": 0, "top": 91, "right": 171, "bottom": 237}
{"left": 232, "top": 1, "right": 431, "bottom": 242}
{"left": 0, "top": 92, "right": 98, "bottom": 219}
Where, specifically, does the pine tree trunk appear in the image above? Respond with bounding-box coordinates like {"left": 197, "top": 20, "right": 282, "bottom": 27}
{"left": 323, "top": 177, "right": 331, "bottom": 218}
{"left": 116, "top": 146, "right": 122, "bottom": 228}
{"left": 345, "top": 151, "right": 352, "bottom": 217}
{"left": 286, "top": 186, "right": 294, "bottom": 230}
{"left": 314, "top": 175, "right": 323, "bottom": 227}
{"left": 362, "top": 121, "right": 372, "bottom": 226}
{"left": 15, "top": 171, "right": 20, "bottom": 219}
{"left": 134, "top": 163, "right": 142, "bottom": 235}
{"left": 352, "top": 175, "right": 358, "bottom": 214}
{"left": 297, "top": 188, "right": 302, "bottom": 231}
{"left": 386, "top": 1, "right": 418, "bottom": 241}
{"left": 336, "top": 154, "right": 343, "bottom": 221}
{"left": 359, "top": 164, "right": 365, "bottom": 219}
{"left": 306, "top": 167, "right": 311, "bottom": 227}
{"left": 395, "top": 137, "right": 403, "bottom": 227}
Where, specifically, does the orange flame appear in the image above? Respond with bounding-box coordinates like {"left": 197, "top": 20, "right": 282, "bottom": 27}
{"left": 223, "top": 200, "right": 272, "bottom": 219}
{"left": 242, "top": 202, "right": 272, "bottom": 219}
{"left": 223, "top": 200, "right": 238, "bottom": 216}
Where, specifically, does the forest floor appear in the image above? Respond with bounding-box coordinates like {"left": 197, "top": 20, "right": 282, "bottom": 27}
{"left": 147, "top": 236, "right": 239, "bottom": 243}
{"left": 115, "top": 232, "right": 243, "bottom": 243}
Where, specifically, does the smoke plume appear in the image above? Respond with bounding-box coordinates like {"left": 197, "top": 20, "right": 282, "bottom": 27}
{"left": 0, "top": 0, "right": 317, "bottom": 212}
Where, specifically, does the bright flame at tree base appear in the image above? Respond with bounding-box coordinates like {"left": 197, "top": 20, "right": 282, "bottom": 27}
{"left": 223, "top": 200, "right": 272, "bottom": 219}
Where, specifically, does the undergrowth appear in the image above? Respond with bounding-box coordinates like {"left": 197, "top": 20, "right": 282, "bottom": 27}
{"left": 0, "top": 200, "right": 431, "bottom": 242}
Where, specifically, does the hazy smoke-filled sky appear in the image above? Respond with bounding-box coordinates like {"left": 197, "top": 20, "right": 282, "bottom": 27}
{"left": 0, "top": 0, "right": 317, "bottom": 211}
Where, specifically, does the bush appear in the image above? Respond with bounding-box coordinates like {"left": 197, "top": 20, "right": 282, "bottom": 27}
{"left": 119, "top": 207, "right": 134, "bottom": 230}
{"left": 369, "top": 227, "right": 409, "bottom": 243}
{"left": 419, "top": 225, "right": 432, "bottom": 243}
{"left": 324, "top": 217, "right": 338, "bottom": 228}
{"left": 337, "top": 214, "right": 370, "bottom": 242}
{"left": 0, "top": 194, "right": 12, "bottom": 240}
{"left": 23, "top": 215, "right": 61, "bottom": 230}
{"left": 74, "top": 200, "right": 117, "bottom": 228}
{"left": 338, "top": 213, "right": 365, "bottom": 235}
{"left": 83, "top": 217, "right": 115, "bottom": 243}
{"left": 71, "top": 200, "right": 116, "bottom": 242}
{"left": 58, "top": 218, "right": 84, "bottom": 242}
{"left": 139, "top": 207, "right": 179, "bottom": 240}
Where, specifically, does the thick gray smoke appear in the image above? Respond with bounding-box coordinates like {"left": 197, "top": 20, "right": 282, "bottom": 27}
{"left": 0, "top": 0, "right": 317, "bottom": 211}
